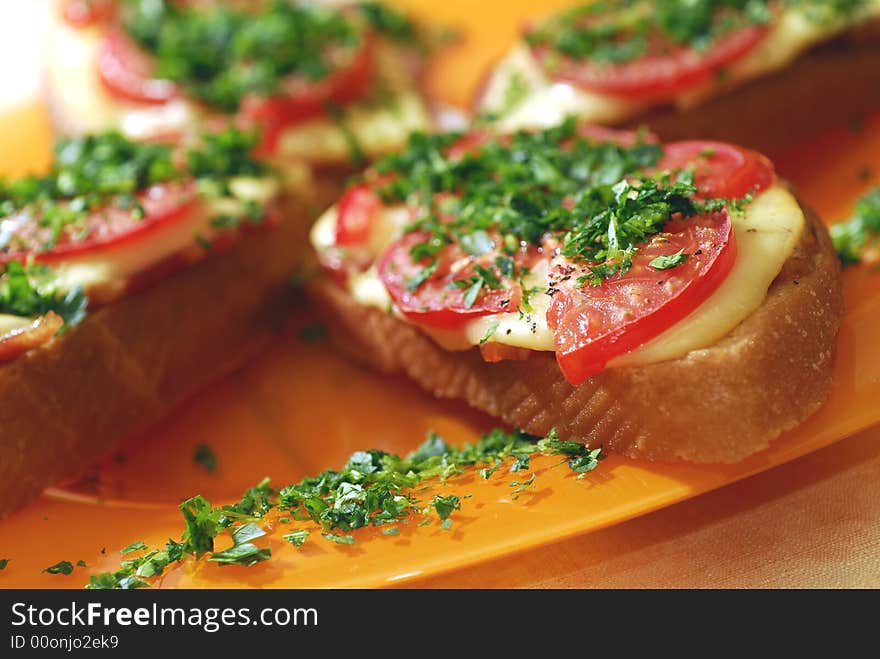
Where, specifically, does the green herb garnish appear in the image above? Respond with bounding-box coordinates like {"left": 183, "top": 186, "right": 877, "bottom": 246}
{"left": 524, "top": 0, "right": 868, "bottom": 72}
{"left": 0, "top": 128, "right": 265, "bottom": 257}
{"left": 0, "top": 261, "right": 87, "bottom": 327}
{"left": 372, "top": 118, "right": 728, "bottom": 300}
{"left": 124, "top": 0, "right": 365, "bottom": 112}
{"left": 283, "top": 529, "right": 311, "bottom": 547}
{"left": 120, "top": 541, "right": 148, "bottom": 555}
{"left": 649, "top": 249, "right": 689, "bottom": 270}
{"left": 193, "top": 444, "right": 218, "bottom": 473}
{"left": 832, "top": 186, "right": 880, "bottom": 265}
{"left": 87, "top": 427, "right": 604, "bottom": 588}
{"left": 43, "top": 561, "right": 74, "bottom": 575}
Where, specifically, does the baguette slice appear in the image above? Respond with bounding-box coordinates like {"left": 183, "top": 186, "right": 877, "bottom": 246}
{"left": 0, "top": 191, "right": 327, "bottom": 518}
{"left": 308, "top": 203, "right": 843, "bottom": 464}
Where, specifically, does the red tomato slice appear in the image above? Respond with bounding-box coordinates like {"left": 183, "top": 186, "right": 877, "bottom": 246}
{"left": 377, "top": 232, "right": 533, "bottom": 330}
{"left": 335, "top": 184, "right": 383, "bottom": 246}
{"left": 659, "top": 140, "right": 776, "bottom": 199}
{"left": 0, "top": 180, "right": 197, "bottom": 263}
{"left": 548, "top": 211, "right": 736, "bottom": 385}
{"left": 242, "top": 37, "right": 376, "bottom": 155}
{"left": 533, "top": 24, "right": 766, "bottom": 97}
{"left": 97, "top": 28, "right": 180, "bottom": 105}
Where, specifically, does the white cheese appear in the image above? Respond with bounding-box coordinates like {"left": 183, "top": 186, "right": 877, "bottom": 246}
{"left": 479, "top": 2, "right": 880, "bottom": 130}
{"left": 311, "top": 184, "right": 805, "bottom": 368}
{"left": 47, "top": 176, "right": 278, "bottom": 302}
{"left": 0, "top": 314, "right": 34, "bottom": 337}
{"left": 275, "top": 42, "right": 432, "bottom": 164}
{"left": 609, "top": 185, "right": 804, "bottom": 366}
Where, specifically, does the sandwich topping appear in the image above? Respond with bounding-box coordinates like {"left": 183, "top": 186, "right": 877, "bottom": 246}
{"left": 54, "top": 0, "right": 431, "bottom": 164}
{"left": 0, "top": 128, "right": 279, "bottom": 360}
{"left": 311, "top": 119, "right": 805, "bottom": 384}
{"left": 478, "top": 0, "right": 880, "bottom": 129}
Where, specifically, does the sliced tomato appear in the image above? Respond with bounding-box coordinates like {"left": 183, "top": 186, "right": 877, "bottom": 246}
{"left": 334, "top": 184, "right": 383, "bottom": 247}
{"left": 0, "top": 180, "right": 197, "bottom": 263}
{"left": 548, "top": 211, "right": 736, "bottom": 385}
{"left": 97, "top": 28, "right": 180, "bottom": 104}
{"left": 532, "top": 24, "right": 766, "bottom": 97}
{"left": 377, "top": 231, "right": 535, "bottom": 330}
{"left": 659, "top": 140, "right": 776, "bottom": 199}
{"left": 242, "top": 37, "right": 376, "bottom": 155}
{"left": 61, "top": 0, "right": 114, "bottom": 27}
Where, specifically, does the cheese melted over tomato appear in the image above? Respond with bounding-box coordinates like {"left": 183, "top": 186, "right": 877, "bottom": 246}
{"left": 311, "top": 184, "right": 805, "bottom": 368}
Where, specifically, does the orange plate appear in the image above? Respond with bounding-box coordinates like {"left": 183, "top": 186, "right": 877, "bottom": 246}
{"left": 2, "top": 1, "right": 880, "bottom": 589}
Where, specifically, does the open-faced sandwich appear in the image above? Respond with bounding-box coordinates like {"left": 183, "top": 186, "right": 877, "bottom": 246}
{"left": 309, "top": 118, "right": 844, "bottom": 464}
{"left": 49, "top": 0, "right": 433, "bottom": 181}
{"left": 476, "top": 0, "right": 880, "bottom": 152}
{"left": 0, "top": 127, "right": 301, "bottom": 516}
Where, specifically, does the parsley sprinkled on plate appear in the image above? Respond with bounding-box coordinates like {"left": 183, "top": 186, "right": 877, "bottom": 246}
{"left": 193, "top": 444, "right": 218, "bottom": 474}
{"left": 86, "top": 428, "right": 604, "bottom": 588}
{"left": 43, "top": 560, "right": 75, "bottom": 575}
{"left": 832, "top": 186, "right": 880, "bottom": 266}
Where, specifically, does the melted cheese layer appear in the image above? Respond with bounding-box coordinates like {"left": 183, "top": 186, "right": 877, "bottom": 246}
{"left": 311, "top": 185, "right": 805, "bottom": 368}
{"left": 479, "top": 2, "right": 880, "bottom": 131}
{"left": 50, "top": 176, "right": 279, "bottom": 301}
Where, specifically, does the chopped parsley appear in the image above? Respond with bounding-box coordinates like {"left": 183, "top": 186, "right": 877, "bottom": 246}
{"left": 193, "top": 443, "right": 218, "bottom": 473}
{"left": 0, "top": 261, "right": 87, "bottom": 326}
{"left": 120, "top": 541, "right": 148, "bottom": 555}
{"left": 43, "top": 560, "right": 75, "bottom": 575}
{"left": 526, "top": 0, "right": 772, "bottom": 66}
{"left": 524, "top": 1, "right": 869, "bottom": 70}
{"left": 87, "top": 427, "right": 604, "bottom": 588}
{"left": 122, "top": 0, "right": 414, "bottom": 113}
{"left": 357, "top": 1, "right": 419, "bottom": 44}
{"left": 283, "top": 529, "right": 311, "bottom": 547}
{"left": 832, "top": 186, "right": 880, "bottom": 265}
{"left": 649, "top": 249, "right": 689, "bottom": 270}
{"left": 370, "top": 118, "right": 730, "bottom": 297}
{"left": 0, "top": 129, "right": 266, "bottom": 256}
{"left": 0, "top": 132, "right": 178, "bottom": 252}
{"left": 509, "top": 473, "right": 536, "bottom": 500}
{"left": 0, "top": 559, "right": 8, "bottom": 570}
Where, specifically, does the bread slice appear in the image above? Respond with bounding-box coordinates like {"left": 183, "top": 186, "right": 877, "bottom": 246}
{"left": 308, "top": 204, "right": 843, "bottom": 464}
{"left": 0, "top": 189, "right": 332, "bottom": 518}
{"left": 635, "top": 28, "right": 880, "bottom": 154}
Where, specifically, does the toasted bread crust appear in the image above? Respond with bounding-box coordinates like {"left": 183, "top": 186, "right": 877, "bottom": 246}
{"left": 309, "top": 204, "right": 843, "bottom": 464}
{"left": 0, "top": 191, "right": 330, "bottom": 518}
